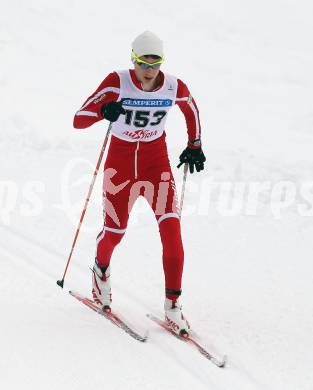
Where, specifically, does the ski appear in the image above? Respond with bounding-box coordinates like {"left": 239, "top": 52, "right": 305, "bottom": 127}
{"left": 147, "top": 313, "right": 226, "bottom": 368}
{"left": 69, "top": 290, "right": 148, "bottom": 343}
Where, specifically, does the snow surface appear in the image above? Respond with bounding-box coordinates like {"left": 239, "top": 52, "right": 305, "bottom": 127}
{"left": 1, "top": 0, "right": 313, "bottom": 389}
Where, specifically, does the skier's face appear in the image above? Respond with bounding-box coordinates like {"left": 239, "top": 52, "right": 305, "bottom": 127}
{"left": 134, "top": 55, "right": 161, "bottom": 84}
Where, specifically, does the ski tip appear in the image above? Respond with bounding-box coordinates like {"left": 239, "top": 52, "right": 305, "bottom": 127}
{"left": 216, "top": 355, "right": 227, "bottom": 368}
{"left": 142, "top": 331, "right": 149, "bottom": 342}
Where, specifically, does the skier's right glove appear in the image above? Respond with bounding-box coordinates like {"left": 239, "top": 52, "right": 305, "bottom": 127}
{"left": 101, "top": 101, "right": 126, "bottom": 122}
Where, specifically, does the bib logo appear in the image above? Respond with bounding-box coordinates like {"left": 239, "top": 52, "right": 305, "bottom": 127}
{"left": 123, "top": 98, "right": 172, "bottom": 107}
{"left": 123, "top": 129, "right": 158, "bottom": 140}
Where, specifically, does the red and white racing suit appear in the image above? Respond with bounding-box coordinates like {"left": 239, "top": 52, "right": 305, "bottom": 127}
{"left": 74, "top": 69, "right": 201, "bottom": 299}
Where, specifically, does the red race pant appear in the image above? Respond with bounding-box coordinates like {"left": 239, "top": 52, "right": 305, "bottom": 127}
{"left": 96, "top": 133, "right": 184, "bottom": 298}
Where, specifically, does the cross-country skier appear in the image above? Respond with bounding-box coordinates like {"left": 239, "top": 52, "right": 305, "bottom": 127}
{"left": 73, "top": 31, "right": 206, "bottom": 336}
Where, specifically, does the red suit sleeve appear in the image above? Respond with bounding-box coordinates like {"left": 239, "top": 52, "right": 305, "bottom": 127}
{"left": 73, "top": 72, "right": 120, "bottom": 129}
{"left": 175, "top": 79, "right": 202, "bottom": 148}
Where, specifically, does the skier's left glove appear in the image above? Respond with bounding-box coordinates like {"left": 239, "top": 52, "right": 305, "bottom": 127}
{"left": 177, "top": 144, "right": 206, "bottom": 174}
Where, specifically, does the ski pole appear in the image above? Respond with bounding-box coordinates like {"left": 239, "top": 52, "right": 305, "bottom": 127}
{"left": 179, "top": 163, "right": 188, "bottom": 218}
{"left": 57, "top": 122, "right": 112, "bottom": 288}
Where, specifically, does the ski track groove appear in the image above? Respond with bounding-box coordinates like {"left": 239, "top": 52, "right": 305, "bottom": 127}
{"left": 0, "top": 224, "right": 86, "bottom": 281}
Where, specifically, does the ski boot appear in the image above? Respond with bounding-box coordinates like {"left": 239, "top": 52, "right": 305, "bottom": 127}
{"left": 91, "top": 259, "right": 112, "bottom": 312}
{"left": 165, "top": 297, "right": 190, "bottom": 337}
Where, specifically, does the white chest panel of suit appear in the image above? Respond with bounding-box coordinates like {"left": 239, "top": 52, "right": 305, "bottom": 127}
{"left": 110, "top": 70, "right": 178, "bottom": 142}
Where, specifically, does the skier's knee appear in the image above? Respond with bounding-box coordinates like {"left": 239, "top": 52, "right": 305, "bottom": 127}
{"left": 104, "top": 230, "right": 124, "bottom": 247}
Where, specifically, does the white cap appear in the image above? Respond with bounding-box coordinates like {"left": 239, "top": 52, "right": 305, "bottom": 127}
{"left": 131, "top": 31, "right": 164, "bottom": 58}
